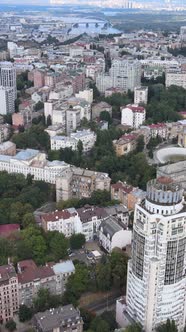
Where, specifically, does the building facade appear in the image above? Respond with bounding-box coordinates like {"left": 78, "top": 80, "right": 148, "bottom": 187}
{"left": 0, "top": 265, "right": 19, "bottom": 323}
{"left": 0, "top": 86, "right": 15, "bottom": 115}
{"left": 124, "top": 177, "right": 186, "bottom": 332}
{"left": 134, "top": 86, "right": 148, "bottom": 105}
{"left": 121, "top": 104, "right": 146, "bottom": 129}
{"left": 0, "top": 62, "right": 17, "bottom": 100}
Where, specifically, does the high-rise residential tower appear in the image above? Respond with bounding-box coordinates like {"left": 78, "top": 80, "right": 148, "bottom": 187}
{"left": 0, "top": 62, "right": 17, "bottom": 100}
{"left": 122, "top": 177, "right": 186, "bottom": 332}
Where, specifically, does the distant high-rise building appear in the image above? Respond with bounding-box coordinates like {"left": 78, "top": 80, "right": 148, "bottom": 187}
{"left": 0, "top": 62, "right": 16, "bottom": 100}
{"left": 180, "top": 26, "right": 186, "bottom": 42}
{"left": 119, "top": 177, "right": 186, "bottom": 332}
{"left": 0, "top": 86, "right": 15, "bottom": 115}
{"left": 110, "top": 59, "right": 141, "bottom": 92}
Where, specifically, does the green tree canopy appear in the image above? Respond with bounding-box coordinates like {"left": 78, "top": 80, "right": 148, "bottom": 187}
{"left": 70, "top": 233, "right": 85, "bottom": 250}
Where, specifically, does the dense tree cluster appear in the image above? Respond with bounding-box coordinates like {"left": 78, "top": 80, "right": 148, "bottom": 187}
{"left": 12, "top": 124, "right": 50, "bottom": 151}
{"left": 64, "top": 250, "right": 128, "bottom": 306}
{"left": 146, "top": 85, "right": 185, "bottom": 123}
{"left": 17, "top": 71, "right": 33, "bottom": 91}
{"left": 0, "top": 172, "right": 52, "bottom": 225}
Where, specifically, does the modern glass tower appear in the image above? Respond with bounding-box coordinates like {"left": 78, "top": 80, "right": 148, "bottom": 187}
{"left": 126, "top": 177, "right": 186, "bottom": 331}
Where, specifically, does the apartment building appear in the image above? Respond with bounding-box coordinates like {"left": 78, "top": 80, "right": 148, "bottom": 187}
{"left": 0, "top": 141, "right": 16, "bottom": 156}
{"left": 12, "top": 108, "right": 32, "bottom": 128}
{"left": 0, "top": 148, "right": 69, "bottom": 184}
{"left": 111, "top": 181, "right": 146, "bottom": 211}
{"left": 0, "top": 62, "right": 17, "bottom": 100}
{"left": 77, "top": 205, "right": 108, "bottom": 241}
{"left": 121, "top": 104, "right": 146, "bottom": 129}
{"left": 41, "top": 208, "right": 82, "bottom": 236}
{"left": 0, "top": 124, "right": 11, "bottom": 143}
{"left": 18, "top": 260, "right": 75, "bottom": 307}
{"left": 110, "top": 58, "right": 141, "bottom": 92}
{"left": 56, "top": 166, "right": 111, "bottom": 202}
{"left": 113, "top": 133, "right": 138, "bottom": 156}
{"left": 75, "top": 89, "right": 93, "bottom": 104}
{"left": 0, "top": 86, "right": 15, "bottom": 115}
{"left": 166, "top": 70, "right": 186, "bottom": 89}
{"left": 178, "top": 126, "right": 186, "bottom": 148}
{"left": 51, "top": 130, "right": 96, "bottom": 152}
{"left": 147, "top": 123, "right": 168, "bottom": 139}
{"left": 32, "top": 305, "right": 83, "bottom": 332}
{"left": 96, "top": 73, "right": 113, "bottom": 93}
{"left": 121, "top": 177, "right": 186, "bottom": 332}
{"left": 134, "top": 86, "right": 148, "bottom": 105}
{"left": 0, "top": 265, "right": 19, "bottom": 323}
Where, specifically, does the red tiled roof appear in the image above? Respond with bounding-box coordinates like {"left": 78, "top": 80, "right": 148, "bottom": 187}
{"left": 42, "top": 210, "right": 75, "bottom": 223}
{"left": 148, "top": 123, "right": 166, "bottom": 129}
{"left": 126, "top": 105, "right": 145, "bottom": 113}
{"left": 111, "top": 182, "right": 133, "bottom": 193}
{"left": 0, "top": 224, "right": 20, "bottom": 237}
{"left": 18, "top": 265, "right": 55, "bottom": 284}
{"left": 18, "top": 260, "right": 37, "bottom": 272}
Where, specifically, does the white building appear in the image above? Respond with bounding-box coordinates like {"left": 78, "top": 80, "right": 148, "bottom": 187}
{"left": 110, "top": 58, "right": 141, "bottom": 92}
{"left": 41, "top": 208, "right": 82, "bottom": 237}
{"left": 0, "top": 148, "right": 69, "bottom": 184}
{"left": 166, "top": 71, "right": 186, "bottom": 89}
{"left": 122, "top": 177, "right": 186, "bottom": 332}
{"left": 75, "top": 89, "right": 93, "bottom": 104}
{"left": 0, "top": 62, "right": 17, "bottom": 100}
{"left": 180, "top": 26, "right": 186, "bottom": 42}
{"left": 0, "top": 86, "right": 15, "bottom": 115}
{"left": 49, "top": 84, "right": 73, "bottom": 101}
{"left": 121, "top": 104, "right": 146, "bottom": 129}
{"left": 134, "top": 86, "right": 148, "bottom": 105}
{"left": 52, "top": 261, "right": 75, "bottom": 295}
{"left": 51, "top": 130, "right": 96, "bottom": 152}
{"left": 98, "top": 216, "right": 132, "bottom": 253}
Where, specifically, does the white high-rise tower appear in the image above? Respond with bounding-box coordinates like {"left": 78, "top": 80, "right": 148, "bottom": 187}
{"left": 0, "top": 62, "right": 17, "bottom": 100}
{"left": 124, "top": 177, "right": 186, "bottom": 332}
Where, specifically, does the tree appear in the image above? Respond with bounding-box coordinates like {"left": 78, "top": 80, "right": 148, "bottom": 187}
{"left": 46, "top": 115, "right": 52, "bottom": 127}
{"left": 33, "top": 288, "right": 61, "bottom": 313}
{"left": 90, "top": 316, "right": 110, "bottom": 332}
{"left": 136, "top": 135, "right": 145, "bottom": 152}
{"left": 22, "top": 213, "right": 35, "bottom": 228}
{"left": 77, "top": 140, "right": 83, "bottom": 156}
{"left": 70, "top": 234, "right": 85, "bottom": 250}
{"left": 96, "top": 263, "right": 112, "bottom": 291}
{"left": 156, "top": 319, "right": 178, "bottom": 332}
{"left": 49, "top": 231, "right": 69, "bottom": 261}
{"left": 34, "top": 101, "right": 44, "bottom": 111}
{"left": 100, "top": 111, "right": 112, "bottom": 124}
{"left": 125, "top": 323, "right": 143, "bottom": 332}
{"left": 5, "top": 319, "right": 16, "bottom": 331}
{"left": 19, "top": 304, "right": 33, "bottom": 322}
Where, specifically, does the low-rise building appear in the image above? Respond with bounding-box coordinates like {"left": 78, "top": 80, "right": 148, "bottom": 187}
{"left": 121, "top": 104, "right": 146, "bottom": 129}
{"left": 12, "top": 108, "right": 32, "bottom": 129}
{"left": 147, "top": 123, "right": 168, "bottom": 139}
{"left": 45, "top": 125, "right": 64, "bottom": 138}
{"left": 98, "top": 216, "right": 132, "bottom": 253}
{"left": 104, "top": 204, "right": 129, "bottom": 227}
{"left": 166, "top": 70, "right": 186, "bottom": 89}
{"left": 0, "top": 148, "right": 69, "bottom": 184}
{"left": 111, "top": 181, "right": 146, "bottom": 211}
{"left": 0, "top": 141, "right": 16, "bottom": 156}
{"left": 178, "top": 126, "right": 186, "bottom": 148}
{"left": 92, "top": 101, "right": 112, "bottom": 120}
{"left": 56, "top": 166, "right": 111, "bottom": 202}
{"left": 41, "top": 208, "right": 82, "bottom": 237}
{"left": 51, "top": 130, "right": 96, "bottom": 153}
{"left": 32, "top": 304, "right": 83, "bottom": 332}
{"left": 0, "top": 124, "right": 11, "bottom": 143}
{"left": 75, "top": 89, "right": 93, "bottom": 104}
{"left": 77, "top": 205, "right": 108, "bottom": 241}
{"left": 0, "top": 265, "right": 19, "bottom": 323}
{"left": 113, "top": 133, "right": 138, "bottom": 156}
{"left": 134, "top": 86, "right": 148, "bottom": 105}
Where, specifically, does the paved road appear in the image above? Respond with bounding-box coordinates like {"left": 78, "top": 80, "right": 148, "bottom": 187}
{"left": 84, "top": 292, "right": 121, "bottom": 313}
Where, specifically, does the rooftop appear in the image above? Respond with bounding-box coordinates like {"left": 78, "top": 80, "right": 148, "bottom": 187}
{"left": 33, "top": 305, "right": 81, "bottom": 331}
{"left": 42, "top": 209, "right": 76, "bottom": 223}
{"left": 14, "top": 149, "right": 39, "bottom": 161}
{"left": 52, "top": 260, "right": 75, "bottom": 275}
{"left": 100, "top": 216, "right": 122, "bottom": 239}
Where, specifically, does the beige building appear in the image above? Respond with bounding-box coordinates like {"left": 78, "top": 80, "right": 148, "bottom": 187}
{"left": 113, "top": 133, "right": 138, "bottom": 156}
{"left": 0, "top": 265, "right": 19, "bottom": 323}
{"left": 92, "top": 101, "right": 112, "bottom": 120}
{"left": 0, "top": 141, "right": 16, "bottom": 156}
{"left": 56, "top": 166, "right": 111, "bottom": 202}
{"left": 178, "top": 126, "right": 186, "bottom": 148}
